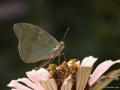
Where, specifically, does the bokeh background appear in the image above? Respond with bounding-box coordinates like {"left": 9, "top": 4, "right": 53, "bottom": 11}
{"left": 0, "top": 0, "right": 120, "bottom": 90}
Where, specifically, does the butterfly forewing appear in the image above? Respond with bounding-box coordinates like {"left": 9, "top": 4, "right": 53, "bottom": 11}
{"left": 14, "top": 23, "right": 58, "bottom": 63}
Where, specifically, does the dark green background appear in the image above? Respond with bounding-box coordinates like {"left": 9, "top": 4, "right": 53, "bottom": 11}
{"left": 0, "top": 0, "right": 120, "bottom": 90}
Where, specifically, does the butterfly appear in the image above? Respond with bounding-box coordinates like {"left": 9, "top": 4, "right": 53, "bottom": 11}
{"left": 13, "top": 23, "right": 64, "bottom": 66}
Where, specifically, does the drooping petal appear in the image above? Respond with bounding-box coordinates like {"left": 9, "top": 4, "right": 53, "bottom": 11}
{"left": 80, "top": 56, "right": 97, "bottom": 67}
{"left": 26, "top": 68, "right": 50, "bottom": 82}
{"left": 17, "top": 78, "right": 44, "bottom": 90}
{"left": 61, "top": 75, "right": 73, "bottom": 90}
{"left": 7, "top": 68, "right": 57, "bottom": 90}
{"left": 90, "top": 69, "right": 120, "bottom": 90}
{"left": 7, "top": 80, "right": 32, "bottom": 90}
{"left": 11, "top": 89, "right": 23, "bottom": 90}
{"left": 49, "top": 78, "right": 57, "bottom": 90}
{"left": 89, "top": 60, "right": 120, "bottom": 86}
{"left": 40, "top": 78, "right": 57, "bottom": 90}
{"left": 26, "top": 68, "right": 57, "bottom": 90}
{"left": 76, "top": 67, "right": 92, "bottom": 90}
{"left": 11, "top": 89, "right": 20, "bottom": 90}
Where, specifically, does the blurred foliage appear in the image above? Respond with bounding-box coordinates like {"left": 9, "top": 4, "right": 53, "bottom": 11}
{"left": 0, "top": 0, "right": 120, "bottom": 90}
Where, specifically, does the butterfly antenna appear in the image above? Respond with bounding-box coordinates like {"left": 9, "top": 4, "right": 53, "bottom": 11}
{"left": 62, "top": 27, "right": 70, "bottom": 41}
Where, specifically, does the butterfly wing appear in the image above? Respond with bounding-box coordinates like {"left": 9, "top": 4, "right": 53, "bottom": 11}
{"left": 13, "top": 23, "right": 58, "bottom": 63}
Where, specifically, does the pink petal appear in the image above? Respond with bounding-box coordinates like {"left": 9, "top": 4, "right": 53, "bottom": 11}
{"left": 7, "top": 68, "right": 51, "bottom": 90}
{"left": 81, "top": 56, "right": 97, "bottom": 67}
{"left": 89, "top": 60, "right": 120, "bottom": 86}
{"left": 17, "top": 78, "right": 45, "bottom": 90}
{"left": 11, "top": 89, "right": 21, "bottom": 90}
{"left": 61, "top": 75, "right": 73, "bottom": 90}
{"left": 11, "top": 89, "right": 19, "bottom": 90}
{"left": 7, "top": 80, "right": 32, "bottom": 90}
{"left": 26, "top": 68, "right": 50, "bottom": 82}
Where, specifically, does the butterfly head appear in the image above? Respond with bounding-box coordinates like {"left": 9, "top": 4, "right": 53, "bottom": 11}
{"left": 53, "top": 41, "right": 64, "bottom": 56}
{"left": 58, "top": 41, "right": 64, "bottom": 52}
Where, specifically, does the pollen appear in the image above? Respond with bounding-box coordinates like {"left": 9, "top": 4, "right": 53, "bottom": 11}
{"left": 47, "top": 59, "right": 79, "bottom": 90}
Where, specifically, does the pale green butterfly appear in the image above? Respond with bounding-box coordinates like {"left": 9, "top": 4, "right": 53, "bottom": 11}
{"left": 13, "top": 23, "right": 64, "bottom": 66}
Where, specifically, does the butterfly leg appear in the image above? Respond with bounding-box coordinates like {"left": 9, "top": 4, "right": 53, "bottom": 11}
{"left": 57, "top": 52, "right": 66, "bottom": 64}
{"left": 60, "top": 52, "right": 66, "bottom": 60}
{"left": 50, "top": 58, "right": 54, "bottom": 64}
{"left": 58, "top": 53, "right": 61, "bottom": 64}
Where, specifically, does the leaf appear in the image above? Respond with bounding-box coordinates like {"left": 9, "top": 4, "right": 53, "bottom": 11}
{"left": 76, "top": 67, "right": 92, "bottom": 90}
{"left": 90, "top": 69, "right": 120, "bottom": 90}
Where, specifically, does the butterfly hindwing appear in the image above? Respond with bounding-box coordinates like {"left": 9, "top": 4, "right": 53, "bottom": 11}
{"left": 13, "top": 23, "right": 58, "bottom": 63}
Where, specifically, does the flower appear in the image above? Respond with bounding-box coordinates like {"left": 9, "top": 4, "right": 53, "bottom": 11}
{"left": 7, "top": 68, "right": 57, "bottom": 90}
{"left": 7, "top": 56, "right": 120, "bottom": 90}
